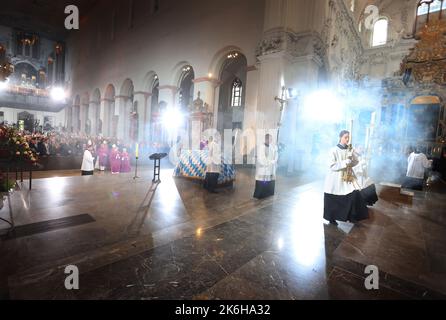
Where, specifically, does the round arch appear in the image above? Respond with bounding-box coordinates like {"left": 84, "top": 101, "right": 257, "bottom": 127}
{"left": 142, "top": 71, "right": 159, "bottom": 92}
{"left": 104, "top": 83, "right": 116, "bottom": 99}
{"left": 216, "top": 51, "right": 248, "bottom": 139}
{"left": 209, "top": 46, "right": 245, "bottom": 79}
{"left": 170, "top": 61, "right": 194, "bottom": 88}
{"left": 120, "top": 78, "right": 134, "bottom": 97}
{"left": 103, "top": 84, "right": 116, "bottom": 137}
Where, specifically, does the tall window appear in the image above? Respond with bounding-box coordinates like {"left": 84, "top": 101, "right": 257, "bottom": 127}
{"left": 350, "top": 0, "right": 355, "bottom": 12}
{"left": 372, "top": 18, "right": 388, "bottom": 47}
{"left": 417, "top": 0, "right": 445, "bottom": 16}
{"left": 231, "top": 78, "right": 242, "bottom": 107}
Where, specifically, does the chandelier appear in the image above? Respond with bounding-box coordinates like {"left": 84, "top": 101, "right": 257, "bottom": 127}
{"left": 401, "top": 1, "right": 446, "bottom": 85}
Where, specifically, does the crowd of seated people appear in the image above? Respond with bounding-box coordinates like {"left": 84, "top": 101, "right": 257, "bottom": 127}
{"left": 10, "top": 128, "right": 171, "bottom": 171}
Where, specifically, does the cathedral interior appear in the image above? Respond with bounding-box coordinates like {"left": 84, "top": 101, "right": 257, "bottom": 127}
{"left": 0, "top": 0, "right": 445, "bottom": 303}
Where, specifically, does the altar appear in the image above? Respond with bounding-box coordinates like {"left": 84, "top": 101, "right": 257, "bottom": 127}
{"left": 173, "top": 150, "right": 235, "bottom": 185}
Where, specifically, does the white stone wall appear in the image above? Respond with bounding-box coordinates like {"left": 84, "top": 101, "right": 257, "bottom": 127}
{"left": 355, "top": 0, "right": 418, "bottom": 80}
{"left": 63, "top": 0, "right": 422, "bottom": 147}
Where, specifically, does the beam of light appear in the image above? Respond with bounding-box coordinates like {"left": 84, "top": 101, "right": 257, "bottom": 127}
{"left": 162, "top": 107, "right": 184, "bottom": 131}
{"left": 50, "top": 87, "right": 66, "bottom": 102}
{"left": 0, "top": 78, "right": 9, "bottom": 91}
{"left": 302, "top": 89, "right": 344, "bottom": 123}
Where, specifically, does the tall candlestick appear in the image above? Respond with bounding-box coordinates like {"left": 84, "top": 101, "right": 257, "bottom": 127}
{"left": 349, "top": 119, "right": 354, "bottom": 146}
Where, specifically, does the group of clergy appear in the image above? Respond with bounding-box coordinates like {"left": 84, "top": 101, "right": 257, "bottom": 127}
{"left": 97, "top": 141, "right": 132, "bottom": 174}
{"left": 81, "top": 141, "right": 132, "bottom": 176}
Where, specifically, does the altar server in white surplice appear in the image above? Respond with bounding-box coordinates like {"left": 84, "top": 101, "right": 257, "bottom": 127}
{"left": 204, "top": 136, "right": 220, "bottom": 193}
{"left": 254, "top": 134, "right": 278, "bottom": 199}
{"left": 323, "top": 130, "right": 369, "bottom": 225}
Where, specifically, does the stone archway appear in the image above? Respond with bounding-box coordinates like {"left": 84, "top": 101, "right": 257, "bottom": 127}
{"left": 104, "top": 84, "right": 116, "bottom": 137}
{"left": 216, "top": 52, "right": 248, "bottom": 134}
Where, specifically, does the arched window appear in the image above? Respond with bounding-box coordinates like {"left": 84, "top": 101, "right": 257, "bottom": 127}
{"left": 371, "top": 18, "right": 388, "bottom": 47}
{"left": 231, "top": 78, "right": 242, "bottom": 107}
{"left": 417, "top": 0, "right": 444, "bottom": 16}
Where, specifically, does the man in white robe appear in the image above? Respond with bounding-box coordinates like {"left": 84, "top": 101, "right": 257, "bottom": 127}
{"left": 402, "top": 148, "right": 433, "bottom": 190}
{"left": 81, "top": 144, "right": 95, "bottom": 176}
{"left": 254, "top": 134, "right": 278, "bottom": 199}
{"left": 323, "top": 130, "right": 369, "bottom": 225}
{"left": 203, "top": 136, "right": 220, "bottom": 193}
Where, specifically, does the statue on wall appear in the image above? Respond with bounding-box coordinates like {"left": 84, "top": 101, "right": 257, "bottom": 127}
{"left": 191, "top": 91, "right": 210, "bottom": 113}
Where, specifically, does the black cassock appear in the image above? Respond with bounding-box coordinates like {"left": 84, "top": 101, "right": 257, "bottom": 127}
{"left": 253, "top": 180, "right": 275, "bottom": 199}
{"left": 323, "top": 144, "right": 369, "bottom": 223}
{"left": 323, "top": 190, "right": 369, "bottom": 223}
{"left": 360, "top": 184, "right": 379, "bottom": 206}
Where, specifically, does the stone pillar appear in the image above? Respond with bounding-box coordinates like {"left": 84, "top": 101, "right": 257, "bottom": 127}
{"left": 99, "top": 99, "right": 108, "bottom": 136}
{"left": 133, "top": 91, "right": 150, "bottom": 142}
{"left": 158, "top": 85, "right": 178, "bottom": 109}
{"left": 243, "top": 65, "right": 260, "bottom": 132}
{"left": 80, "top": 102, "right": 89, "bottom": 134}
{"left": 89, "top": 102, "right": 97, "bottom": 135}
{"left": 143, "top": 93, "right": 153, "bottom": 143}
{"left": 256, "top": 53, "right": 288, "bottom": 131}
{"left": 114, "top": 95, "right": 128, "bottom": 140}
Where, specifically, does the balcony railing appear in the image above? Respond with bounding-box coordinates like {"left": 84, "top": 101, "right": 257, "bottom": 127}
{"left": 0, "top": 85, "right": 66, "bottom": 112}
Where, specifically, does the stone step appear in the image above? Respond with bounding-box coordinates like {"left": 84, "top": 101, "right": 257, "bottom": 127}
{"left": 378, "top": 182, "right": 413, "bottom": 204}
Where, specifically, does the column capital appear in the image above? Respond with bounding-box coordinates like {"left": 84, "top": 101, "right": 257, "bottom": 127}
{"left": 193, "top": 77, "right": 222, "bottom": 87}
{"left": 158, "top": 85, "right": 179, "bottom": 93}
{"left": 247, "top": 65, "right": 258, "bottom": 72}
{"left": 114, "top": 95, "right": 129, "bottom": 99}
{"left": 134, "top": 91, "right": 152, "bottom": 98}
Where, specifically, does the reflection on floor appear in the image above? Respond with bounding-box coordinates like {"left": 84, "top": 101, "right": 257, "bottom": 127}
{"left": 0, "top": 166, "right": 445, "bottom": 299}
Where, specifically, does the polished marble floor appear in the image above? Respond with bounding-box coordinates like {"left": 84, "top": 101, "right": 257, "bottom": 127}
{"left": 0, "top": 165, "right": 445, "bottom": 300}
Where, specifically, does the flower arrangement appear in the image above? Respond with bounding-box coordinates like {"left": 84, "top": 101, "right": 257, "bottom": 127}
{"left": 0, "top": 125, "right": 38, "bottom": 163}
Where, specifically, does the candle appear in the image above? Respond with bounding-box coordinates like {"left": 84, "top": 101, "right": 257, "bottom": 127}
{"left": 135, "top": 143, "right": 139, "bottom": 158}
{"left": 349, "top": 119, "right": 354, "bottom": 146}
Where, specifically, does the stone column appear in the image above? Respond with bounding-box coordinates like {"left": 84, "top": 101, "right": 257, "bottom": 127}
{"left": 114, "top": 95, "right": 128, "bottom": 140}
{"left": 158, "top": 85, "right": 178, "bottom": 109}
{"left": 80, "top": 102, "right": 89, "bottom": 134}
{"left": 256, "top": 52, "right": 288, "bottom": 131}
{"left": 99, "top": 99, "right": 108, "bottom": 136}
{"left": 133, "top": 91, "right": 150, "bottom": 142}
{"left": 243, "top": 65, "right": 260, "bottom": 131}
{"left": 89, "top": 101, "right": 97, "bottom": 135}
{"left": 143, "top": 93, "right": 153, "bottom": 143}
